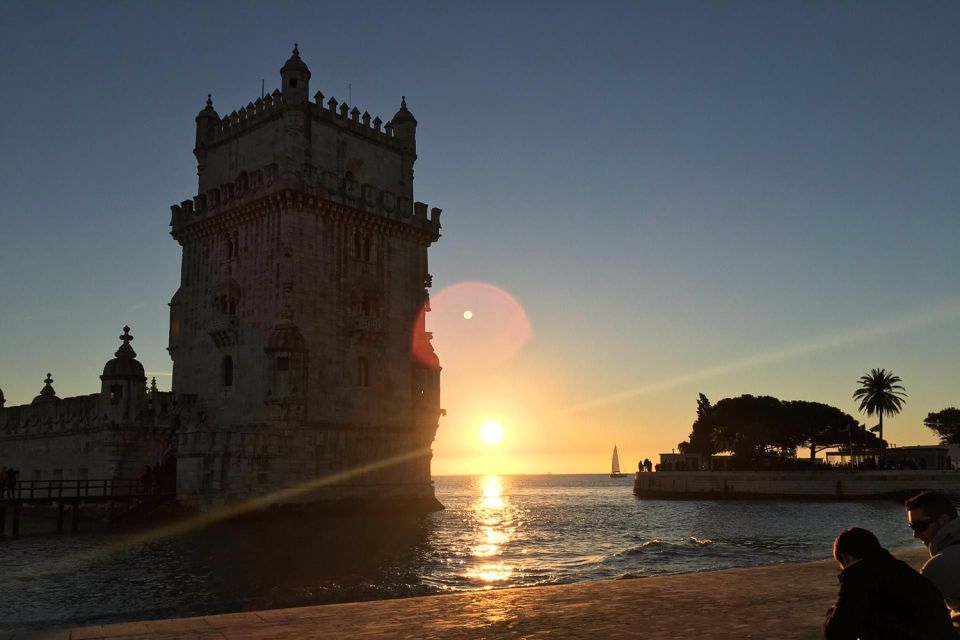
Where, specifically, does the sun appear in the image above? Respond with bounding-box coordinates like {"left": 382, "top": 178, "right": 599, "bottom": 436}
{"left": 479, "top": 420, "right": 505, "bottom": 446}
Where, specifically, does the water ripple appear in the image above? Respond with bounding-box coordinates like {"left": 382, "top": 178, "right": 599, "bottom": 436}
{"left": 0, "top": 474, "right": 917, "bottom": 631}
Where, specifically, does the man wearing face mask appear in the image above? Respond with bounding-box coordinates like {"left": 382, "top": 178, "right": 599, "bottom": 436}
{"left": 905, "top": 490, "right": 960, "bottom": 631}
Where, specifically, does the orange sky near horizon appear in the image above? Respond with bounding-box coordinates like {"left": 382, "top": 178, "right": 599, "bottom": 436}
{"left": 428, "top": 283, "right": 960, "bottom": 477}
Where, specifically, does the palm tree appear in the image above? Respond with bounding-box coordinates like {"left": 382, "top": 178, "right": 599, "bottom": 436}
{"left": 852, "top": 368, "right": 907, "bottom": 468}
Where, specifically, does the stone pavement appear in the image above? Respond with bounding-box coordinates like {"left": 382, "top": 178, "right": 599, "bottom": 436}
{"left": 19, "top": 548, "right": 930, "bottom": 640}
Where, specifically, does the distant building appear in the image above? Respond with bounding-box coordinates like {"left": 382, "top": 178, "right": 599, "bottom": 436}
{"left": 0, "top": 47, "right": 445, "bottom": 513}
{"left": 656, "top": 452, "right": 733, "bottom": 471}
{"left": 883, "top": 445, "right": 953, "bottom": 470}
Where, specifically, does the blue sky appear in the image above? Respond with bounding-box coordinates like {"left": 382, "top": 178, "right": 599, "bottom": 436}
{"left": 1, "top": 2, "right": 957, "bottom": 471}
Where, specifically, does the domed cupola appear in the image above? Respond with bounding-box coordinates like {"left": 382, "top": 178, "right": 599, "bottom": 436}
{"left": 280, "top": 43, "right": 311, "bottom": 104}
{"left": 391, "top": 95, "right": 418, "bottom": 134}
{"left": 31, "top": 373, "right": 60, "bottom": 404}
{"left": 100, "top": 326, "right": 148, "bottom": 423}
{"left": 102, "top": 326, "right": 146, "bottom": 380}
{"left": 195, "top": 94, "right": 220, "bottom": 148}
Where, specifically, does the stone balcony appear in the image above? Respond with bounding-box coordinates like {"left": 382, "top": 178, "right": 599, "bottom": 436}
{"left": 351, "top": 317, "right": 383, "bottom": 333}
{"left": 208, "top": 315, "right": 239, "bottom": 348}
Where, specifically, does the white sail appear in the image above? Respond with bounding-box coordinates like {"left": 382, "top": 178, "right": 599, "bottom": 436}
{"left": 611, "top": 446, "right": 621, "bottom": 474}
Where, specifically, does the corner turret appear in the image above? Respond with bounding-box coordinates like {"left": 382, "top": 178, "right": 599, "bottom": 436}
{"left": 391, "top": 96, "right": 417, "bottom": 148}
{"left": 100, "top": 326, "right": 147, "bottom": 422}
{"left": 195, "top": 94, "right": 220, "bottom": 149}
{"left": 280, "top": 44, "right": 311, "bottom": 105}
{"left": 391, "top": 96, "right": 417, "bottom": 196}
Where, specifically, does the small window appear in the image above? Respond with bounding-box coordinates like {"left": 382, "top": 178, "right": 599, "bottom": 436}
{"left": 110, "top": 384, "right": 123, "bottom": 405}
{"left": 53, "top": 469, "right": 63, "bottom": 481}
{"left": 289, "top": 78, "right": 298, "bottom": 89}
{"left": 357, "top": 357, "right": 369, "bottom": 387}
{"left": 276, "top": 356, "right": 289, "bottom": 372}
{"left": 363, "top": 236, "right": 372, "bottom": 262}
{"left": 222, "top": 356, "right": 234, "bottom": 387}
{"left": 78, "top": 468, "right": 89, "bottom": 481}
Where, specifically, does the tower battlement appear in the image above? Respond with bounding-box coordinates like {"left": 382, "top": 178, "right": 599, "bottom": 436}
{"left": 191, "top": 46, "right": 422, "bottom": 221}
{"left": 170, "top": 179, "right": 441, "bottom": 237}
{"left": 202, "top": 89, "right": 403, "bottom": 150}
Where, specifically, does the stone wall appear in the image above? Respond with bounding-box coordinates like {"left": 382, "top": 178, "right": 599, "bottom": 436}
{"left": 0, "top": 392, "right": 174, "bottom": 482}
{"left": 634, "top": 470, "right": 960, "bottom": 500}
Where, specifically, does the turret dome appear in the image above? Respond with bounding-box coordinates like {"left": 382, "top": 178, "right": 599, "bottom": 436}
{"left": 101, "top": 326, "right": 146, "bottom": 379}
{"left": 391, "top": 96, "right": 418, "bottom": 126}
{"left": 31, "top": 373, "right": 60, "bottom": 404}
{"left": 196, "top": 94, "right": 219, "bottom": 120}
{"left": 280, "top": 44, "right": 311, "bottom": 79}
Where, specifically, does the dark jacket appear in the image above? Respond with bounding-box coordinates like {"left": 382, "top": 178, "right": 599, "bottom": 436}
{"left": 824, "top": 548, "right": 955, "bottom": 640}
{"left": 923, "top": 516, "right": 960, "bottom": 630}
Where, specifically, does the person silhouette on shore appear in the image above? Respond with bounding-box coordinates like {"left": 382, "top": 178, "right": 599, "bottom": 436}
{"left": 5, "top": 468, "right": 17, "bottom": 497}
{"left": 905, "top": 491, "right": 960, "bottom": 631}
{"left": 823, "top": 527, "right": 953, "bottom": 639}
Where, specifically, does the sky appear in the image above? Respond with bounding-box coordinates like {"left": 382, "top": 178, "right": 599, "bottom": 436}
{"left": 0, "top": 2, "right": 958, "bottom": 475}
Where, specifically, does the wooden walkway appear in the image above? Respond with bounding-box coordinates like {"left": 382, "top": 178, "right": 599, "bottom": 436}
{"left": 15, "top": 547, "right": 932, "bottom": 640}
{"left": 0, "top": 480, "right": 174, "bottom": 537}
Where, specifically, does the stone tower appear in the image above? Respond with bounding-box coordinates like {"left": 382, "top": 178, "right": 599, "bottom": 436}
{"left": 169, "top": 46, "right": 443, "bottom": 511}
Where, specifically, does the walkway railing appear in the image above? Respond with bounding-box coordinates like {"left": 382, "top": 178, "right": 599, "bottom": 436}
{"left": 0, "top": 478, "right": 176, "bottom": 537}
{"left": 0, "top": 478, "right": 169, "bottom": 501}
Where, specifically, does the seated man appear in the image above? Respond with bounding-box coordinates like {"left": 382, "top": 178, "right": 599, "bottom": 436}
{"left": 906, "top": 490, "right": 960, "bottom": 630}
{"left": 824, "top": 527, "right": 954, "bottom": 639}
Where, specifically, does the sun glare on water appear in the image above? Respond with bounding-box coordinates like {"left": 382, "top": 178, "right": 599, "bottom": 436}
{"left": 479, "top": 420, "right": 505, "bottom": 446}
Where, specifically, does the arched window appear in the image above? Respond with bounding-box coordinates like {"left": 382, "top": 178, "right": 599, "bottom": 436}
{"left": 363, "top": 236, "right": 372, "bottom": 262}
{"left": 357, "top": 357, "right": 369, "bottom": 387}
{"left": 222, "top": 356, "right": 234, "bottom": 387}
{"left": 354, "top": 231, "right": 362, "bottom": 259}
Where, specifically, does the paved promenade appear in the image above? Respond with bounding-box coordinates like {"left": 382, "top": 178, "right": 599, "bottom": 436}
{"left": 22, "top": 547, "right": 930, "bottom": 640}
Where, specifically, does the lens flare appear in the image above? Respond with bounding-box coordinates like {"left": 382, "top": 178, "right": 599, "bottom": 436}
{"left": 413, "top": 281, "right": 532, "bottom": 372}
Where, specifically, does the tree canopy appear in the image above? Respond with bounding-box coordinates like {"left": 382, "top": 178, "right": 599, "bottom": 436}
{"left": 923, "top": 407, "right": 960, "bottom": 445}
{"left": 681, "top": 393, "right": 881, "bottom": 468}
{"left": 852, "top": 368, "right": 906, "bottom": 464}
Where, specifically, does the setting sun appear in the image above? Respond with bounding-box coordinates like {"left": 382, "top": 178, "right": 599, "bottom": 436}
{"left": 479, "top": 420, "right": 505, "bottom": 446}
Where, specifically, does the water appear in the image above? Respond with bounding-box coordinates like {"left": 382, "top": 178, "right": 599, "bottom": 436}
{"left": 0, "top": 474, "right": 919, "bottom": 631}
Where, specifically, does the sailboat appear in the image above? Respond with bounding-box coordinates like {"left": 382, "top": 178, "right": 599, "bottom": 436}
{"left": 610, "top": 445, "right": 626, "bottom": 478}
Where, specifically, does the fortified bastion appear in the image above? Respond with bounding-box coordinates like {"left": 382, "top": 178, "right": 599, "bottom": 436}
{"left": 167, "top": 46, "right": 444, "bottom": 511}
